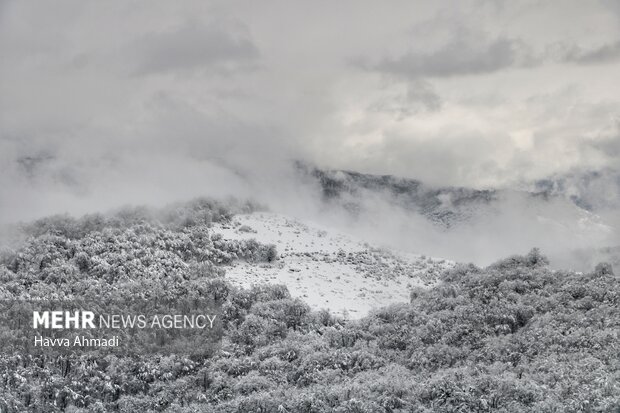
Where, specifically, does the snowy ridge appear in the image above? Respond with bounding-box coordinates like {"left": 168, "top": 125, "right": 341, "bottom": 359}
{"left": 213, "top": 212, "right": 454, "bottom": 318}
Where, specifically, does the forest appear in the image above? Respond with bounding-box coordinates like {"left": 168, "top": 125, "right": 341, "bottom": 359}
{"left": 0, "top": 199, "right": 618, "bottom": 412}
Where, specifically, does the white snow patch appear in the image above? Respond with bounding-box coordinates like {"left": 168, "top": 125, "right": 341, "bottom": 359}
{"left": 213, "top": 212, "right": 453, "bottom": 318}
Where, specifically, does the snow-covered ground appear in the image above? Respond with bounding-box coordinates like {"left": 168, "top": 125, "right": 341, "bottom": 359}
{"left": 213, "top": 212, "right": 454, "bottom": 318}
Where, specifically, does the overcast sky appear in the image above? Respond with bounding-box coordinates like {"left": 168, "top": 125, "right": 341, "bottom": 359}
{"left": 1, "top": 0, "right": 619, "bottom": 220}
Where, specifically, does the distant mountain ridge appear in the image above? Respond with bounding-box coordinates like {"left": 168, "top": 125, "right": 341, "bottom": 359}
{"left": 295, "top": 162, "right": 619, "bottom": 228}
{"left": 528, "top": 167, "right": 620, "bottom": 211}
{"left": 294, "top": 161, "right": 498, "bottom": 227}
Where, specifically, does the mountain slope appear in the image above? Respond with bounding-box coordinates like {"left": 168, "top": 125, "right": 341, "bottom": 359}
{"left": 213, "top": 212, "right": 452, "bottom": 317}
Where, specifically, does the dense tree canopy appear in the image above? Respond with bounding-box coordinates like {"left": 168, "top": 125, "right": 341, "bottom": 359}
{"left": 0, "top": 200, "right": 618, "bottom": 412}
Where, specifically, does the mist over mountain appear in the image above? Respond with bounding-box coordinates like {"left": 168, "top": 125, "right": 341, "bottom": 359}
{"left": 529, "top": 167, "right": 620, "bottom": 212}
{"left": 295, "top": 161, "right": 497, "bottom": 228}
{"left": 291, "top": 162, "right": 618, "bottom": 270}
{"left": 297, "top": 162, "right": 620, "bottom": 221}
{"left": 2, "top": 152, "right": 616, "bottom": 273}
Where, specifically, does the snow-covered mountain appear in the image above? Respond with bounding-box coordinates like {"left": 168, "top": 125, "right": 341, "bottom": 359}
{"left": 205, "top": 163, "right": 619, "bottom": 316}
{"left": 292, "top": 162, "right": 618, "bottom": 271}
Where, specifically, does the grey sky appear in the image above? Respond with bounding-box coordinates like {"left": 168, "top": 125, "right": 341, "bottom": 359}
{"left": 1, "top": 0, "right": 619, "bottom": 221}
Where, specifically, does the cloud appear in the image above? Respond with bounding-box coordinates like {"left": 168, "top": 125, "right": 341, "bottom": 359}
{"left": 358, "top": 34, "right": 536, "bottom": 79}
{"left": 0, "top": 0, "right": 619, "bottom": 227}
{"left": 404, "top": 81, "right": 442, "bottom": 111}
{"left": 367, "top": 80, "right": 442, "bottom": 119}
{"left": 318, "top": 85, "right": 620, "bottom": 189}
{"left": 588, "top": 118, "right": 620, "bottom": 158}
{"left": 132, "top": 21, "right": 259, "bottom": 75}
{"left": 562, "top": 41, "right": 620, "bottom": 64}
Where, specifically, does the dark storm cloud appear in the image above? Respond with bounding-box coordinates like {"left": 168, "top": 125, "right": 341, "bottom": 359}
{"left": 133, "top": 21, "right": 259, "bottom": 75}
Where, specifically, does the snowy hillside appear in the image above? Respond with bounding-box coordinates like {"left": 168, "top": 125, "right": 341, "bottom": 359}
{"left": 213, "top": 212, "right": 453, "bottom": 317}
